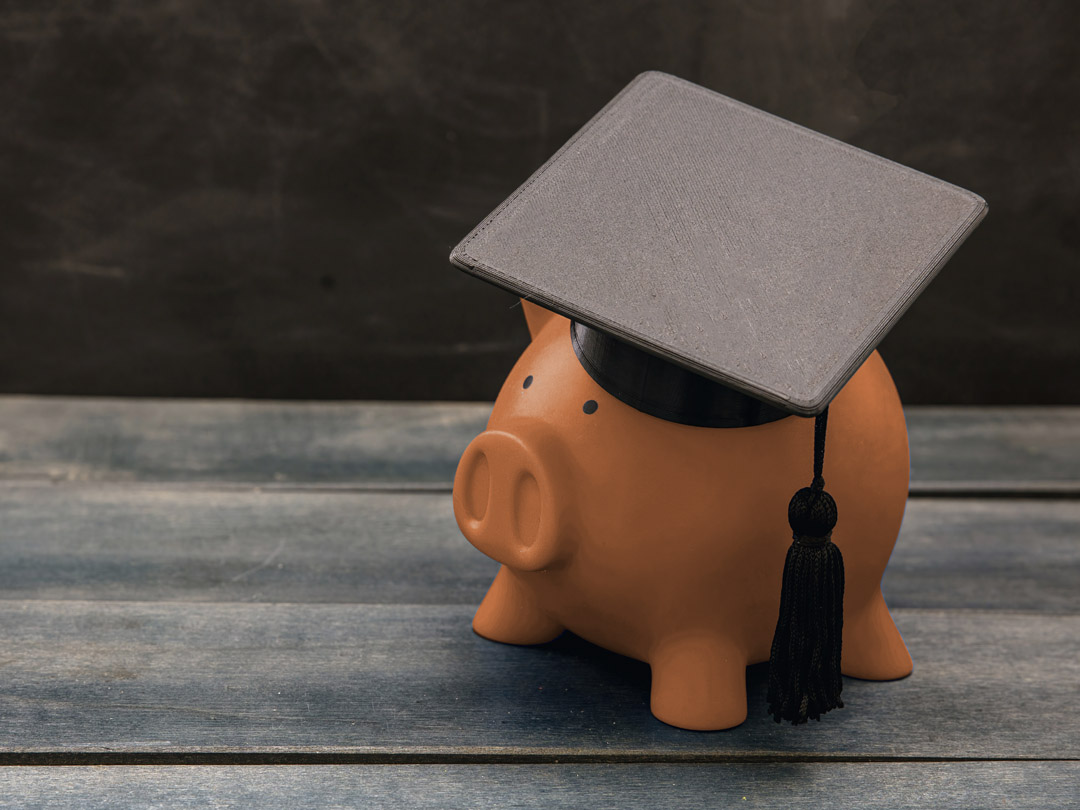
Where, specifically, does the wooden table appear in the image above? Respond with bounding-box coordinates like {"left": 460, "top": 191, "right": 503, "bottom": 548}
{"left": 0, "top": 397, "right": 1076, "bottom": 807}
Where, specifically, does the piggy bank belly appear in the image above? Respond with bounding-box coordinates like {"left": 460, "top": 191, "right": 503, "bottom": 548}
{"left": 453, "top": 314, "right": 912, "bottom": 730}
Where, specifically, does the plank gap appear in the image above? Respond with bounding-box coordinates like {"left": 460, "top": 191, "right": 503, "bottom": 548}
{"left": 2, "top": 479, "right": 1078, "bottom": 499}
{"left": 2, "top": 753, "right": 1078, "bottom": 766}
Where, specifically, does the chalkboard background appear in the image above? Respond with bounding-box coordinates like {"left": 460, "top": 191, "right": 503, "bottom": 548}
{"left": 1, "top": 0, "right": 1077, "bottom": 403}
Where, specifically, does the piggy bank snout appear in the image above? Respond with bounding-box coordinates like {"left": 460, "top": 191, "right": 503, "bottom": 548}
{"left": 453, "top": 430, "right": 562, "bottom": 571}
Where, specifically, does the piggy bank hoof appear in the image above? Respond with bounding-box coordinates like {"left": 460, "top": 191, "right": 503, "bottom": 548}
{"left": 842, "top": 591, "right": 914, "bottom": 681}
{"left": 649, "top": 636, "right": 748, "bottom": 731}
{"left": 473, "top": 567, "right": 563, "bottom": 645}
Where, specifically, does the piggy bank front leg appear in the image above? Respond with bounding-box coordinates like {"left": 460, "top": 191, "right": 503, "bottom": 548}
{"left": 649, "top": 633, "right": 749, "bottom": 730}
{"left": 473, "top": 566, "right": 564, "bottom": 645}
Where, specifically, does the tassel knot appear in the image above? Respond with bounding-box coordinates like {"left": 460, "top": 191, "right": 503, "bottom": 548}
{"left": 788, "top": 485, "right": 837, "bottom": 540}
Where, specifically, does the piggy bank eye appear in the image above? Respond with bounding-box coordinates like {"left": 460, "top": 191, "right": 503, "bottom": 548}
{"left": 523, "top": 375, "right": 534, "bottom": 389}
{"left": 582, "top": 400, "right": 598, "bottom": 415}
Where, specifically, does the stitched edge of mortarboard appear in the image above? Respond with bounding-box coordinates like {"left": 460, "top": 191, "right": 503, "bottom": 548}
{"left": 449, "top": 71, "right": 988, "bottom": 416}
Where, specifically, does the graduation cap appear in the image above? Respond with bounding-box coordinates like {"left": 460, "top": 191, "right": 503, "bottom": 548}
{"left": 449, "top": 71, "right": 987, "bottom": 723}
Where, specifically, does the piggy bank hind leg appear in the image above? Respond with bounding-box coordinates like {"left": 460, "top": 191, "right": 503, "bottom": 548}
{"left": 842, "top": 590, "right": 913, "bottom": 681}
{"left": 473, "top": 566, "right": 564, "bottom": 645}
{"left": 649, "top": 634, "right": 749, "bottom": 730}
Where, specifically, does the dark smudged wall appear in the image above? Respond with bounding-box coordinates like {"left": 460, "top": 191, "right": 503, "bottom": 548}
{"left": 0, "top": 0, "right": 1076, "bottom": 403}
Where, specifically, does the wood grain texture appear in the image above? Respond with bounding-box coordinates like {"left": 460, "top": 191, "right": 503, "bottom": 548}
{"left": 0, "top": 485, "right": 1076, "bottom": 612}
{"left": 907, "top": 407, "right": 1080, "bottom": 494}
{"left": 0, "top": 602, "right": 1076, "bottom": 758}
{"left": 883, "top": 498, "right": 1080, "bottom": 613}
{"left": 2, "top": 398, "right": 1078, "bottom": 492}
{"left": 0, "top": 399, "right": 1074, "bottom": 800}
{"left": 1, "top": 762, "right": 1077, "bottom": 809}
{"left": 0, "top": 397, "right": 488, "bottom": 486}
{"left": 0, "top": 486, "right": 495, "bottom": 605}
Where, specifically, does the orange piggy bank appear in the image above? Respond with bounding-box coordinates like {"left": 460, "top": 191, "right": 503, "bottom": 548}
{"left": 453, "top": 301, "right": 913, "bottom": 730}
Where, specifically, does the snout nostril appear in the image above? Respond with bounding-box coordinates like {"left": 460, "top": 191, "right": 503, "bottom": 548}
{"left": 512, "top": 471, "right": 541, "bottom": 548}
{"left": 462, "top": 449, "right": 490, "bottom": 522}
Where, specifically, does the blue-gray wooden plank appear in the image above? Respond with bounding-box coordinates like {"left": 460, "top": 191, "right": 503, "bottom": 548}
{"left": 0, "top": 602, "right": 1076, "bottom": 758}
{"left": 0, "top": 485, "right": 1076, "bottom": 613}
{"left": 0, "top": 763, "right": 1076, "bottom": 809}
{"left": 907, "top": 407, "right": 1080, "bottom": 495}
{"left": 1, "top": 397, "right": 1078, "bottom": 492}
{"left": 0, "top": 397, "right": 488, "bottom": 487}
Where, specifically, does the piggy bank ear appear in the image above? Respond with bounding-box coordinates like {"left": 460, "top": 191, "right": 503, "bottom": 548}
{"left": 521, "top": 299, "right": 565, "bottom": 340}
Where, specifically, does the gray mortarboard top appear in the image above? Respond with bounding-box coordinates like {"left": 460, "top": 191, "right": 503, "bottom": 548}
{"left": 450, "top": 71, "right": 987, "bottom": 417}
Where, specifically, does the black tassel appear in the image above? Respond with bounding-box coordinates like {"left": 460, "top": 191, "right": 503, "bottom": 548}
{"left": 767, "top": 408, "right": 845, "bottom": 724}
